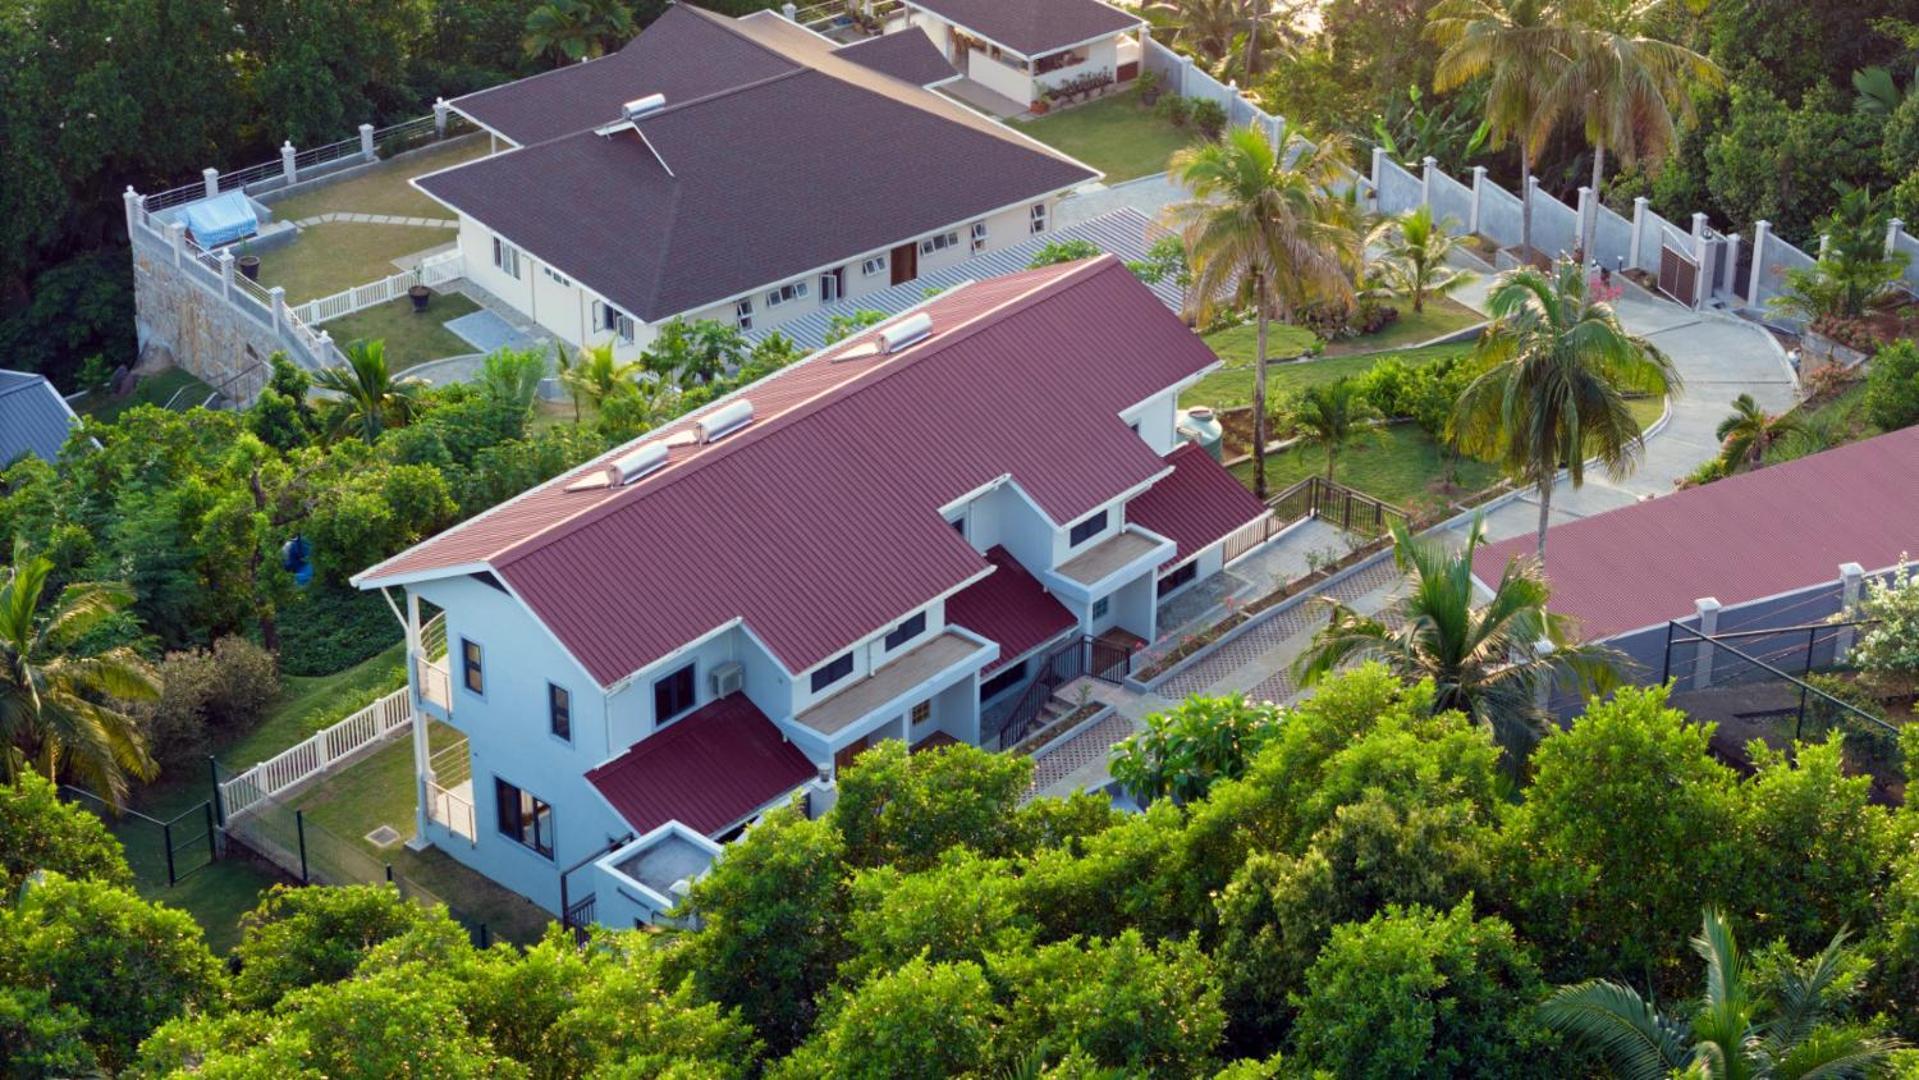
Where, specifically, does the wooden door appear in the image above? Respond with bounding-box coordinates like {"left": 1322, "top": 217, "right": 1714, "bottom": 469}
{"left": 890, "top": 241, "right": 918, "bottom": 286}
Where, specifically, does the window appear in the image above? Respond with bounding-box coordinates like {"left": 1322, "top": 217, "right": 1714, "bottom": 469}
{"left": 542, "top": 265, "right": 571, "bottom": 287}
{"left": 1092, "top": 596, "right": 1110, "bottom": 620}
{"left": 1157, "top": 560, "right": 1199, "bottom": 597}
{"left": 919, "top": 231, "right": 960, "bottom": 255}
{"left": 1029, "top": 203, "right": 1049, "bottom": 235}
{"left": 861, "top": 254, "right": 888, "bottom": 277}
{"left": 492, "top": 236, "right": 522, "bottom": 279}
{"left": 548, "top": 683, "right": 571, "bottom": 742}
{"left": 735, "top": 298, "right": 754, "bottom": 331}
{"left": 970, "top": 221, "right": 988, "bottom": 253}
{"left": 811, "top": 651, "right": 854, "bottom": 694}
{"left": 460, "top": 638, "right": 484, "bottom": 696}
{"left": 494, "top": 778, "right": 553, "bottom": 858}
{"left": 654, "top": 663, "right": 696, "bottom": 725}
{"left": 884, "top": 612, "right": 927, "bottom": 651}
{"left": 910, "top": 700, "right": 931, "bottom": 726}
{"left": 980, "top": 660, "right": 1027, "bottom": 701}
{"left": 766, "top": 280, "right": 809, "bottom": 308}
{"left": 1068, "top": 510, "right": 1108, "bottom": 547}
{"left": 597, "top": 301, "right": 636, "bottom": 343}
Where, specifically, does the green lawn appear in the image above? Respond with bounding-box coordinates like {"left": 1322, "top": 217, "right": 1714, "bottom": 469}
{"left": 1013, "top": 88, "right": 1200, "bottom": 182}
{"left": 265, "top": 136, "right": 492, "bottom": 222}
{"left": 79, "top": 367, "right": 217, "bottom": 421}
{"left": 1232, "top": 423, "right": 1503, "bottom": 514}
{"left": 322, "top": 291, "right": 482, "bottom": 370}
{"left": 1183, "top": 342, "right": 1477, "bottom": 411}
{"left": 1321, "top": 297, "right": 1483, "bottom": 355}
{"left": 254, "top": 223, "right": 457, "bottom": 305}
{"left": 220, "top": 641, "right": 408, "bottom": 773}
{"left": 1763, "top": 383, "right": 1877, "bottom": 464}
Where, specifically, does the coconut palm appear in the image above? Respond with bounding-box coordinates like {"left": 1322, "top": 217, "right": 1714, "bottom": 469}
{"left": 1715, "top": 394, "right": 1802, "bottom": 473}
{"left": 523, "top": 0, "right": 634, "bottom": 65}
{"left": 1452, "top": 260, "right": 1679, "bottom": 567}
{"left": 1292, "top": 378, "right": 1375, "bottom": 483}
{"left": 1542, "top": 909, "right": 1904, "bottom": 1078}
{"left": 1164, "top": 127, "right": 1357, "bottom": 499}
{"left": 1295, "top": 516, "right": 1626, "bottom": 756}
{"left": 1368, "top": 205, "right": 1476, "bottom": 313}
{"left": 1428, "top": 0, "right": 1558, "bottom": 258}
{"left": 1, "top": 543, "right": 159, "bottom": 807}
{"left": 1143, "top": 0, "right": 1295, "bottom": 78}
{"left": 1534, "top": 1, "right": 1720, "bottom": 259}
{"left": 560, "top": 341, "right": 644, "bottom": 411}
{"left": 312, "top": 339, "right": 426, "bottom": 443}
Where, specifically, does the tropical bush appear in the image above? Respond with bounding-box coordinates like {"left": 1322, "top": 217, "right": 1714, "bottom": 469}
{"left": 1863, "top": 339, "right": 1919, "bottom": 432}
{"left": 1111, "top": 694, "right": 1285, "bottom": 802}
{"left": 1844, "top": 558, "right": 1919, "bottom": 698}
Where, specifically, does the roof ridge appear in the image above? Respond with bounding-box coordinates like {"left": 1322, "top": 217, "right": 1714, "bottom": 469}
{"left": 491, "top": 257, "right": 1121, "bottom": 569}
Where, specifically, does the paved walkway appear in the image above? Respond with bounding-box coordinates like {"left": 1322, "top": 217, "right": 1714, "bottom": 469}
{"left": 1055, "top": 172, "right": 1187, "bottom": 228}
{"left": 292, "top": 211, "right": 458, "bottom": 229}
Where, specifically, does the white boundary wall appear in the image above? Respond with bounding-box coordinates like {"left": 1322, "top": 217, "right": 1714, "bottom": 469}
{"left": 220, "top": 687, "right": 412, "bottom": 818}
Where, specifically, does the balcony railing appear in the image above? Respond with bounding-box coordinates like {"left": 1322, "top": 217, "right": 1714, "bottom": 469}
{"left": 427, "top": 775, "right": 476, "bottom": 844}
{"left": 419, "top": 656, "right": 452, "bottom": 713}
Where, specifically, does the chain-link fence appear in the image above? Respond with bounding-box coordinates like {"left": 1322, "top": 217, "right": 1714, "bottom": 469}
{"left": 60, "top": 784, "right": 218, "bottom": 888}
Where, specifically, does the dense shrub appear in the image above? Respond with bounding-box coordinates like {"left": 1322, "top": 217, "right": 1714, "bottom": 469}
{"left": 829, "top": 741, "right": 1033, "bottom": 872}
{"left": 1190, "top": 97, "right": 1228, "bottom": 138}
{"left": 780, "top": 958, "right": 999, "bottom": 1080}
{"left": 231, "top": 883, "right": 443, "bottom": 1010}
{"left": 136, "top": 636, "right": 279, "bottom": 773}
{"left": 0, "top": 772, "right": 133, "bottom": 895}
{"left": 1863, "top": 339, "right": 1919, "bottom": 434}
{"left": 274, "top": 583, "right": 405, "bottom": 676}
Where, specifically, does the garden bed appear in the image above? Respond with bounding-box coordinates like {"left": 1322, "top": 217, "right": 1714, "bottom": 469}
{"left": 1010, "top": 702, "right": 1109, "bottom": 758}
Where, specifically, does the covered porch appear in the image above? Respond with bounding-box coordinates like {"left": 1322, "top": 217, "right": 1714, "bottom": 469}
{"left": 788, "top": 629, "right": 995, "bottom": 772}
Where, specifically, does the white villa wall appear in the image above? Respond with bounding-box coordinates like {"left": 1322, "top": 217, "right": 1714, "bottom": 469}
{"left": 910, "top": 10, "right": 955, "bottom": 58}
{"left": 1121, "top": 387, "right": 1182, "bottom": 454}
{"left": 1034, "top": 38, "right": 1121, "bottom": 95}
{"left": 968, "top": 50, "right": 1035, "bottom": 103}
{"left": 958, "top": 483, "right": 1057, "bottom": 572}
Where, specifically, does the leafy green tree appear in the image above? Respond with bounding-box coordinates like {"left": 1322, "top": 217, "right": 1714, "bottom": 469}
{"left": 0, "top": 770, "right": 132, "bottom": 894}
{"left": 1110, "top": 694, "right": 1285, "bottom": 803}
{"left": 0, "top": 986, "right": 97, "bottom": 1078}
{"left": 1453, "top": 260, "right": 1679, "bottom": 566}
{"left": 823, "top": 309, "right": 887, "bottom": 345}
{"left": 1714, "top": 392, "right": 1803, "bottom": 472}
{"left": 1542, "top": 909, "right": 1903, "bottom": 1078}
{"left": 524, "top": 0, "right": 634, "bottom": 64}
{"left": 1871, "top": 846, "right": 1919, "bottom": 1038}
{"left": 1368, "top": 204, "right": 1475, "bottom": 312}
{"left": 1028, "top": 239, "right": 1104, "bottom": 267}
{"left": 1297, "top": 517, "right": 1627, "bottom": 756}
{"left": 1502, "top": 684, "right": 1743, "bottom": 988}
{"left": 231, "top": 882, "right": 445, "bottom": 1009}
{"left": 831, "top": 741, "right": 1033, "bottom": 871}
{"left": 1292, "top": 376, "right": 1377, "bottom": 482}
{"left": 1290, "top": 901, "right": 1551, "bottom": 1079}
{"left": 1842, "top": 557, "right": 1919, "bottom": 697}
{"left": 0, "top": 873, "right": 225, "bottom": 1071}
{"left": 1862, "top": 339, "right": 1919, "bottom": 433}
{"left": 0, "top": 542, "right": 159, "bottom": 805}
{"left": 643, "top": 318, "right": 746, "bottom": 385}
{"left": 1772, "top": 186, "right": 1911, "bottom": 323}
{"left": 782, "top": 958, "right": 999, "bottom": 1080}
{"left": 842, "top": 849, "right": 1033, "bottom": 983}
{"left": 477, "top": 347, "right": 549, "bottom": 415}
{"left": 1165, "top": 126, "right": 1356, "bottom": 498}
{"left": 313, "top": 339, "right": 428, "bottom": 443}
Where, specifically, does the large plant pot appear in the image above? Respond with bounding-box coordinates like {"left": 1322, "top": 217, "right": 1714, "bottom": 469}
{"left": 237, "top": 255, "right": 261, "bottom": 281}
{"left": 408, "top": 284, "right": 431, "bottom": 313}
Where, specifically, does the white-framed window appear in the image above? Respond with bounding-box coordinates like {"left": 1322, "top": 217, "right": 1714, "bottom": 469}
{"left": 919, "top": 231, "right": 961, "bottom": 255}
{"left": 492, "top": 236, "right": 522, "bottom": 279}
{"left": 1029, "top": 203, "right": 1049, "bottom": 235}
{"left": 970, "top": 221, "right": 988, "bottom": 253}
{"left": 594, "top": 300, "right": 636, "bottom": 343}
{"left": 861, "top": 254, "right": 888, "bottom": 277}
{"left": 735, "top": 298, "right": 754, "bottom": 330}
{"left": 766, "top": 280, "right": 809, "bottom": 308}
{"left": 542, "top": 265, "right": 570, "bottom": 287}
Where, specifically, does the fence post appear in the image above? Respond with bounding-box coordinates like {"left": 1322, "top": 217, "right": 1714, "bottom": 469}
{"left": 1748, "top": 220, "right": 1771, "bottom": 302}
{"left": 359, "top": 122, "right": 376, "bottom": 162}
{"left": 202, "top": 167, "right": 220, "bottom": 199}
{"left": 1818, "top": 233, "right": 1830, "bottom": 259}
{"left": 1723, "top": 233, "right": 1741, "bottom": 303}
{"left": 1370, "top": 146, "right": 1386, "bottom": 201}
{"left": 296, "top": 809, "right": 309, "bottom": 884}
{"left": 1469, "top": 165, "right": 1487, "bottom": 235}
{"left": 1420, "top": 156, "right": 1436, "bottom": 207}
{"left": 123, "top": 187, "right": 142, "bottom": 238}
{"left": 1834, "top": 562, "right": 1866, "bottom": 659}
{"left": 1690, "top": 213, "right": 1711, "bottom": 310}
{"left": 1178, "top": 53, "right": 1195, "bottom": 96}
{"left": 1629, "top": 196, "right": 1648, "bottom": 269}
{"left": 208, "top": 755, "right": 226, "bottom": 829}
{"left": 1660, "top": 621, "right": 1674, "bottom": 684}
{"left": 781, "top": 0, "right": 796, "bottom": 16}
{"left": 167, "top": 221, "right": 186, "bottom": 267}
{"left": 281, "top": 141, "right": 299, "bottom": 185}
{"left": 270, "top": 286, "right": 287, "bottom": 334}
{"left": 434, "top": 97, "right": 450, "bottom": 138}
{"left": 163, "top": 820, "right": 178, "bottom": 886}
{"left": 1524, "top": 175, "right": 1541, "bottom": 245}
{"left": 1691, "top": 597, "right": 1721, "bottom": 690}
{"left": 1888, "top": 218, "right": 1905, "bottom": 256}
{"left": 1575, "top": 187, "right": 1593, "bottom": 259}
{"left": 219, "top": 249, "right": 235, "bottom": 300}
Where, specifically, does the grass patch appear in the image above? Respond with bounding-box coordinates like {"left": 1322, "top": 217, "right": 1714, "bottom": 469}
{"left": 1183, "top": 342, "right": 1476, "bottom": 411}
{"left": 1231, "top": 423, "right": 1502, "bottom": 514}
{"left": 264, "top": 136, "right": 492, "bottom": 222}
{"left": 220, "top": 641, "right": 409, "bottom": 774}
{"left": 1321, "top": 296, "right": 1482, "bottom": 356}
{"left": 1764, "top": 383, "right": 1877, "bottom": 464}
{"left": 1627, "top": 395, "right": 1666, "bottom": 432}
{"left": 255, "top": 223, "right": 456, "bottom": 304}
{"left": 322, "top": 291, "right": 482, "bottom": 370}
{"left": 1013, "top": 88, "right": 1200, "bottom": 182}
{"left": 79, "top": 368, "right": 216, "bottom": 421}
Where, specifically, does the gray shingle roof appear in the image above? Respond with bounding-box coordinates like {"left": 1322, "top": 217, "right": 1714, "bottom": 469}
{"left": 906, "top": 0, "right": 1140, "bottom": 56}
{"left": 830, "top": 28, "right": 958, "bottom": 85}
{"left": 0, "top": 371, "right": 80, "bottom": 465}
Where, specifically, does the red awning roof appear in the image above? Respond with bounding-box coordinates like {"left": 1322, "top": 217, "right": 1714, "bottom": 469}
{"left": 947, "top": 546, "right": 1077, "bottom": 672}
{"left": 585, "top": 694, "right": 817, "bottom": 837}
{"left": 1471, "top": 424, "right": 1919, "bottom": 640}
{"left": 1127, "top": 443, "right": 1270, "bottom": 568}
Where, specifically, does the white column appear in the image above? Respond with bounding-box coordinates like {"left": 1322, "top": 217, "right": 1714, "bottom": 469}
{"left": 781, "top": 1, "right": 796, "bottom": 17}
{"left": 202, "top": 167, "right": 219, "bottom": 200}
{"left": 219, "top": 249, "right": 235, "bottom": 299}
{"left": 1748, "top": 220, "right": 1771, "bottom": 302}
{"left": 1469, "top": 165, "right": 1487, "bottom": 235}
{"left": 167, "top": 221, "right": 186, "bottom": 267}
{"left": 122, "top": 187, "right": 141, "bottom": 237}
{"left": 1819, "top": 233, "right": 1831, "bottom": 259}
{"left": 1834, "top": 563, "right": 1866, "bottom": 660}
{"left": 1888, "top": 218, "right": 1905, "bottom": 256}
{"left": 1724, "top": 233, "right": 1741, "bottom": 302}
{"left": 1692, "top": 597, "right": 1721, "bottom": 690}
{"left": 1576, "top": 186, "right": 1594, "bottom": 258}
{"left": 1179, "top": 54, "right": 1195, "bottom": 96}
{"left": 433, "top": 97, "right": 449, "bottom": 138}
{"left": 359, "top": 123, "right": 376, "bottom": 162}
{"left": 281, "top": 140, "right": 299, "bottom": 185}
{"left": 1421, "top": 156, "right": 1437, "bottom": 207}
{"left": 1629, "top": 196, "right": 1648, "bottom": 269}
{"left": 406, "top": 591, "right": 434, "bottom": 845}
{"left": 1524, "top": 175, "right": 1541, "bottom": 245}
{"left": 1370, "top": 146, "right": 1387, "bottom": 202}
{"left": 1691, "top": 213, "right": 1711, "bottom": 310}
{"left": 269, "top": 286, "right": 287, "bottom": 333}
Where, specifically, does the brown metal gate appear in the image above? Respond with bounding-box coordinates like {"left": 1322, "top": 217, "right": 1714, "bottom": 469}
{"left": 1658, "top": 244, "right": 1698, "bottom": 306}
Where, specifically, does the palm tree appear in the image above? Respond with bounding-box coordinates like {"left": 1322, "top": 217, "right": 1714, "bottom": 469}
{"left": 1428, "top": 0, "right": 1557, "bottom": 258}
{"left": 1715, "top": 394, "right": 1802, "bottom": 473}
{"left": 1143, "top": 0, "right": 1293, "bottom": 78}
{"left": 1368, "top": 205, "right": 1476, "bottom": 313}
{"left": 1292, "top": 378, "right": 1375, "bottom": 483}
{"left": 1542, "top": 910, "right": 1904, "bottom": 1078}
{"left": 560, "top": 341, "right": 644, "bottom": 411}
{"left": 1295, "top": 516, "right": 1626, "bottom": 756}
{"left": 1, "top": 543, "right": 159, "bottom": 807}
{"left": 1533, "top": 2, "right": 1720, "bottom": 259}
{"left": 1164, "top": 127, "right": 1356, "bottom": 499}
{"left": 523, "top": 0, "right": 634, "bottom": 65}
{"left": 311, "top": 339, "right": 426, "bottom": 443}
{"left": 1452, "top": 260, "right": 1679, "bottom": 567}
{"left": 477, "top": 347, "right": 548, "bottom": 415}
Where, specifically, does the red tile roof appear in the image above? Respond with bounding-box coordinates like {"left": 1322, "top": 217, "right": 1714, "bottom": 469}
{"left": 1127, "top": 443, "right": 1270, "bottom": 568}
{"left": 357, "top": 257, "right": 1222, "bottom": 686}
{"left": 947, "top": 547, "right": 1077, "bottom": 672}
{"left": 1471, "top": 425, "right": 1919, "bottom": 640}
{"left": 585, "top": 693, "right": 817, "bottom": 836}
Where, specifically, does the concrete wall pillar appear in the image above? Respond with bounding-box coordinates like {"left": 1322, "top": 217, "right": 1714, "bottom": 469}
{"left": 123, "top": 187, "right": 141, "bottom": 237}
{"left": 1692, "top": 597, "right": 1721, "bottom": 689}
{"left": 433, "top": 97, "right": 449, "bottom": 137}
{"left": 1370, "top": 146, "right": 1387, "bottom": 198}
{"left": 1524, "top": 175, "right": 1541, "bottom": 237}
{"left": 1629, "top": 196, "right": 1649, "bottom": 268}
{"left": 270, "top": 286, "right": 286, "bottom": 334}
{"left": 1724, "top": 233, "right": 1741, "bottom": 301}
{"left": 1749, "top": 220, "right": 1771, "bottom": 301}
{"left": 1179, "top": 54, "right": 1195, "bottom": 96}
{"left": 281, "top": 141, "right": 298, "bottom": 185}
{"left": 1469, "top": 165, "right": 1487, "bottom": 234}
{"left": 359, "top": 123, "right": 376, "bottom": 162}
{"left": 1835, "top": 563, "right": 1866, "bottom": 659}
{"left": 167, "top": 221, "right": 186, "bottom": 267}
{"left": 1576, "top": 186, "right": 1594, "bottom": 257}
{"left": 202, "top": 167, "right": 219, "bottom": 200}
{"left": 782, "top": 1, "right": 796, "bottom": 18}
{"left": 1421, "top": 156, "right": 1437, "bottom": 207}
{"left": 1818, "top": 233, "right": 1830, "bottom": 259}
{"left": 1691, "top": 212, "right": 1711, "bottom": 310}
{"left": 1889, "top": 218, "right": 1906, "bottom": 256}
{"left": 218, "top": 249, "right": 234, "bottom": 300}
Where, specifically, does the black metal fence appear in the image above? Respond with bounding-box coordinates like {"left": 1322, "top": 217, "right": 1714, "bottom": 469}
{"left": 989, "top": 636, "right": 1135, "bottom": 751}
{"left": 1270, "top": 475, "right": 1409, "bottom": 538}
{"left": 59, "top": 784, "right": 218, "bottom": 888}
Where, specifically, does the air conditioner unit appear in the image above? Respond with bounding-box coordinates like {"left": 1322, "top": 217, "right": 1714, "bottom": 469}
{"left": 710, "top": 662, "right": 744, "bottom": 697}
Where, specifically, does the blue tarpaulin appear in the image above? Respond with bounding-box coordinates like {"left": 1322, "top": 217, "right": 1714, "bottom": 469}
{"left": 180, "top": 190, "right": 258, "bottom": 248}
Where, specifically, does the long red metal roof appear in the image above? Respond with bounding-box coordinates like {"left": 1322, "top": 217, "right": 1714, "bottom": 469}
{"left": 585, "top": 693, "right": 817, "bottom": 836}
{"left": 358, "top": 257, "right": 1221, "bottom": 685}
{"left": 1471, "top": 424, "right": 1919, "bottom": 640}
{"left": 1127, "top": 442, "right": 1270, "bottom": 568}
{"left": 947, "top": 546, "right": 1078, "bottom": 672}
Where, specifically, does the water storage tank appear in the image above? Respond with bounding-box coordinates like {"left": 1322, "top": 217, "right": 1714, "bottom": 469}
{"left": 1177, "top": 406, "right": 1225, "bottom": 461}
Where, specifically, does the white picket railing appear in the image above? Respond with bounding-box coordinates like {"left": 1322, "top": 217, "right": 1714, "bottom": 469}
{"left": 297, "top": 250, "right": 465, "bottom": 325}
{"left": 221, "top": 685, "right": 413, "bottom": 818}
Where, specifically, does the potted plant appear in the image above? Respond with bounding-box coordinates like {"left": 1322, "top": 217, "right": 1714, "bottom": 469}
{"left": 408, "top": 283, "right": 431, "bottom": 312}
{"left": 1138, "top": 69, "right": 1163, "bottom": 106}
{"left": 236, "top": 239, "right": 260, "bottom": 281}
